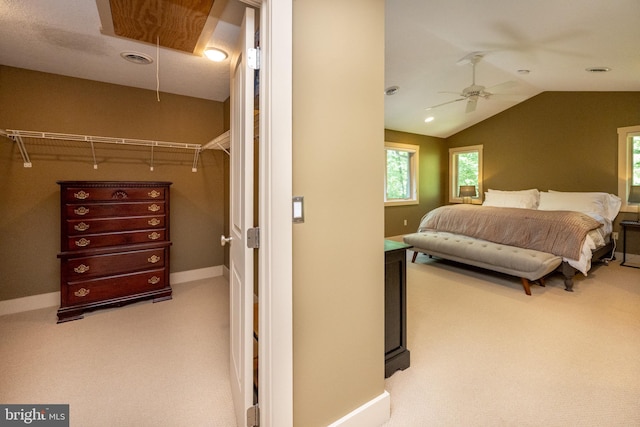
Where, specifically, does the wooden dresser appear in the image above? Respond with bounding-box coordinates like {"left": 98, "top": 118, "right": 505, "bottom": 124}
{"left": 56, "top": 181, "right": 173, "bottom": 323}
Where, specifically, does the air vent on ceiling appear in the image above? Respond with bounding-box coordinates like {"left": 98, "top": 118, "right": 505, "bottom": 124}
{"left": 120, "top": 52, "right": 154, "bottom": 65}
{"left": 585, "top": 67, "right": 611, "bottom": 73}
{"left": 385, "top": 86, "right": 400, "bottom": 96}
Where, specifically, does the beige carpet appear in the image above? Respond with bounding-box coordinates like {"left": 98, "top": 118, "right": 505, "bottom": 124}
{"left": 383, "top": 253, "right": 640, "bottom": 427}
{"left": 2, "top": 259, "right": 639, "bottom": 427}
{"left": 0, "top": 277, "right": 237, "bottom": 427}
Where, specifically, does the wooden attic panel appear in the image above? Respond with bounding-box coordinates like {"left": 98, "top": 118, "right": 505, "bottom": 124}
{"left": 109, "top": 0, "right": 215, "bottom": 53}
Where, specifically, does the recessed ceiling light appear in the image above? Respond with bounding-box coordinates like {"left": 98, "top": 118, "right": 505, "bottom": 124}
{"left": 424, "top": 116, "right": 434, "bottom": 123}
{"left": 586, "top": 67, "right": 611, "bottom": 73}
{"left": 385, "top": 85, "right": 400, "bottom": 96}
{"left": 120, "top": 51, "right": 154, "bottom": 65}
{"left": 204, "top": 47, "right": 228, "bottom": 62}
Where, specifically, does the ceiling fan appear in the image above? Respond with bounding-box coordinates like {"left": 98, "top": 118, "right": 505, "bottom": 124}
{"left": 427, "top": 52, "right": 515, "bottom": 113}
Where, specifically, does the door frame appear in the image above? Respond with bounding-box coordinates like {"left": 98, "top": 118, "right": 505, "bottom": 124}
{"left": 239, "top": 0, "right": 293, "bottom": 425}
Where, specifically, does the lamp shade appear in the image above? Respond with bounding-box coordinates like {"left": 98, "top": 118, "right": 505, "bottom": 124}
{"left": 459, "top": 185, "right": 477, "bottom": 197}
{"left": 629, "top": 185, "right": 640, "bottom": 203}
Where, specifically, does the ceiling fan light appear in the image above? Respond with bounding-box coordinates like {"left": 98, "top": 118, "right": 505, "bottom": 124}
{"left": 204, "top": 48, "right": 228, "bottom": 62}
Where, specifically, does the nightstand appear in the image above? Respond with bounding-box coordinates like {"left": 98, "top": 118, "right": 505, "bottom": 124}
{"left": 620, "top": 220, "right": 640, "bottom": 268}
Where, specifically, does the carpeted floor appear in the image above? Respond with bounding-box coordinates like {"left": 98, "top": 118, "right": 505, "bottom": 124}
{"left": 0, "top": 276, "right": 236, "bottom": 427}
{"left": 382, "top": 253, "right": 640, "bottom": 426}
{"left": 1, "top": 256, "right": 639, "bottom": 426}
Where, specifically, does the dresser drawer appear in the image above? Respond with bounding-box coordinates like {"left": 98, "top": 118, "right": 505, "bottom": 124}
{"left": 62, "top": 186, "right": 166, "bottom": 202}
{"left": 65, "top": 216, "right": 165, "bottom": 235}
{"left": 64, "top": 201, "right": 166, "bottom": 219}
{"left": 63, "top": 247, "right": 167, "bottom": 279}
{"left": 66, "top": 229, "right": 167, "bottom": 250}
{"left": 65, "top": 268, "right": 168, "bottom": 305}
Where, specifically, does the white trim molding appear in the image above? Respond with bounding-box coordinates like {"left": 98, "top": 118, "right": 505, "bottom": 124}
{"left": 327, "top": 391, "right": 391, "bottom": 427}
{"left": 617, "top": 125, "right": 640, "bottom": 213}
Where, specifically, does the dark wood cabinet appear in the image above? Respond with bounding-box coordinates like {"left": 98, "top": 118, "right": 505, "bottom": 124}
{"left": 57, "top": 181, "right": 172, "bottom": 323}
{"left": 384, "top": 240, "right": 411, "bottom": 377}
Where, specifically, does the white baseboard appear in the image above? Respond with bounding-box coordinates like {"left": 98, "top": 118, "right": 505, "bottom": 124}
{"left": 328, "top": 391, "right": 390, "bottom": 427}
{"left": 170, "top": 265, "right": 224, "bottom": 284}
{"left": 0, "top": 291, "right": 61, "bottom": 317}
{"left": 0, "top": 265, "right": 225, "bottom": 317}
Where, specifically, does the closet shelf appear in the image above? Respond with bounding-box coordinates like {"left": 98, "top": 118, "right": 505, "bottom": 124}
{"left": 202, "top": 130, "right": 230, "bottom": 155}
{"left": 1, "top": 129, "right": 230, "bottom": 171}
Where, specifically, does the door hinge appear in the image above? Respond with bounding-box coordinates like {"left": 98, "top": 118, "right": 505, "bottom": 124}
{"left": 247, "top": 404, "right": 260, "bottom": 427}
{"left": 247, "top": 227, "right": 260, "bottom": 249}
{"left": 248, "top": 47, "right": 260, "bottom": 70}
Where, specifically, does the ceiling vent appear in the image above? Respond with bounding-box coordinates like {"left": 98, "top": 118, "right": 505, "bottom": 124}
{"left": 385, "top": 86, "right": 400, "bottom": 96}
{"left": 120, "top": 52, "right": 154, "bottom": 65}
{"left": 585, "top": 67, "right": 611, "bottom": 73}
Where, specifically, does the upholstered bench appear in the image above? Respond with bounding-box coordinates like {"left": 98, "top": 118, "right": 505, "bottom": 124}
{"left": 403, "top": 231, "right": 563, "bottom": 295}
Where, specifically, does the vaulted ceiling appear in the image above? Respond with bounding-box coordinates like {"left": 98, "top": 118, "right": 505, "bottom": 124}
{"left": 0, "top": 0, "right": 638, "bottom": 138}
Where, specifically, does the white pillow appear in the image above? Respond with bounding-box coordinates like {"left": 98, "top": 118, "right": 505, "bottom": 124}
{"left": 546, "top": 191, "right": 621, "bottom": 221}
{"left": 482, "top": 191, "right": 538, "bottom": 209}
{"left": 485, "top": 189, "right": 540, "bottom": 208}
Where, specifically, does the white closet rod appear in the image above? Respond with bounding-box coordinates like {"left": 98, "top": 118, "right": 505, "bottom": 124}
{"left": 3, "top": 129, "right": 204, "bottom": 171}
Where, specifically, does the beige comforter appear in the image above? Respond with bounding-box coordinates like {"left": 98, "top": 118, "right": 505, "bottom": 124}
{"left": 418, "top": 205, "right": 602, "bottom": 260}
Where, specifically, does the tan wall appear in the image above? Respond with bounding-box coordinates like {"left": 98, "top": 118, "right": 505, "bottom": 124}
{"left": 384, "top": 129, "right": 447, "bottom": 236}
{"left": 0, "top": 66, "right": 228, "bottom": 301}
{"left": 292, "top": 0, "right": 386, "bottom": 425}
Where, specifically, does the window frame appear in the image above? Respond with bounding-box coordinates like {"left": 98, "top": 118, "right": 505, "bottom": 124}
{"left": 384, "top": 142, "right": 419, "bottom": 207}
{"left": 448, "top": 144, "right": 483, "bottom": 204}
{"left": 617, "top": 125, "right": 640, "bottom": 212}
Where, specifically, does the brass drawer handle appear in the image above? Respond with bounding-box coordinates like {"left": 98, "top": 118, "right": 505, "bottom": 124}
{"left": 75, "top": 238, "right": 90, "bottom": 247}
{"left": 148, "top": 218, "right": 161, "bottom": 226}
{"left": 148, "top": 232, "right": 161, "bottom": 240}
{"left": 74, "top": 264, "right": 90, "bottom": 274}
{"left": 74, "top": 190, "right": 89, "bottom": 200}
{"left": 74, "top": 222, "right": 90, "bottom": 231}
{"left": 148, "top": 190, "right": 161, "bottom": 198}
{"left": 74, "top": 207, "right": 90, "bottom": 216}
{"left": 148, "top": 255, "right": 161, "bottom": 263}
{"left": 148, "top": 204, "right": 160, "bottom": 212}
{"left": 74, "top": 288, "right": 90, "bottom": 297}
{"left": 148, "top": 276, "right": 160, "bottom": 285}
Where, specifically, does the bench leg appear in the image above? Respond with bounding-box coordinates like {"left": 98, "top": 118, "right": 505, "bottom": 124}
{"left": 520, "top": 278, "right": 532, "bottom": 296}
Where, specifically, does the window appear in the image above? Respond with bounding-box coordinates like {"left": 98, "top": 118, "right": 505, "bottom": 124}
{"left": 617, "top": 125, "right": 640, "bottom": 212}
{"left": 449, "top": 145, "right": 483, "bottom": 203}
{"left": 385, "top": 142, "right": 419, "bottom": 206}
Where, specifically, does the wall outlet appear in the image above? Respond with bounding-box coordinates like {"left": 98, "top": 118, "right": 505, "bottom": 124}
{"left": 612, "top": 231, "right": 619, "bottom": 240}
{"left": 403, "top": 219, "right": 407, "bottom": 226}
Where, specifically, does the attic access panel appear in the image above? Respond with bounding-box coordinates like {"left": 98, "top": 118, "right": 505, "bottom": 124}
{"left": 108, "top": 0, "right": 215, "bottom": 52}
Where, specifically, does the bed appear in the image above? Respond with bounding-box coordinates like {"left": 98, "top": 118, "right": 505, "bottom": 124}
{"left": 403, "top": 190, "right": 621, "bottom": 295}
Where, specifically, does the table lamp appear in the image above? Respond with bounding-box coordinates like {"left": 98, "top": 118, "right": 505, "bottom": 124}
{"left": 459, "top": 185, "right": 477, "bottom": 204}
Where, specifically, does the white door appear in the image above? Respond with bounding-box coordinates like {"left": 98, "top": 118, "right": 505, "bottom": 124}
{"left": 227, "top": 6, "right": 256, "bottom": 427}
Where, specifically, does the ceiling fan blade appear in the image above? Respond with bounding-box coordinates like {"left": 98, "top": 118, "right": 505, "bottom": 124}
{"left": 426, "top": 98, "right": 465, "bottom": 110}
{"left": 485, "top": 80, "right": 518, "bottom": 93}
{"left": 465, "top": 97, "right": 478, "bottom": 113}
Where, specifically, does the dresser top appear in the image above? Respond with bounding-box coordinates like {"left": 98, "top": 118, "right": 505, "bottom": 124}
{"left": 57, "top": 181, "right": 172, "bottom": 187}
